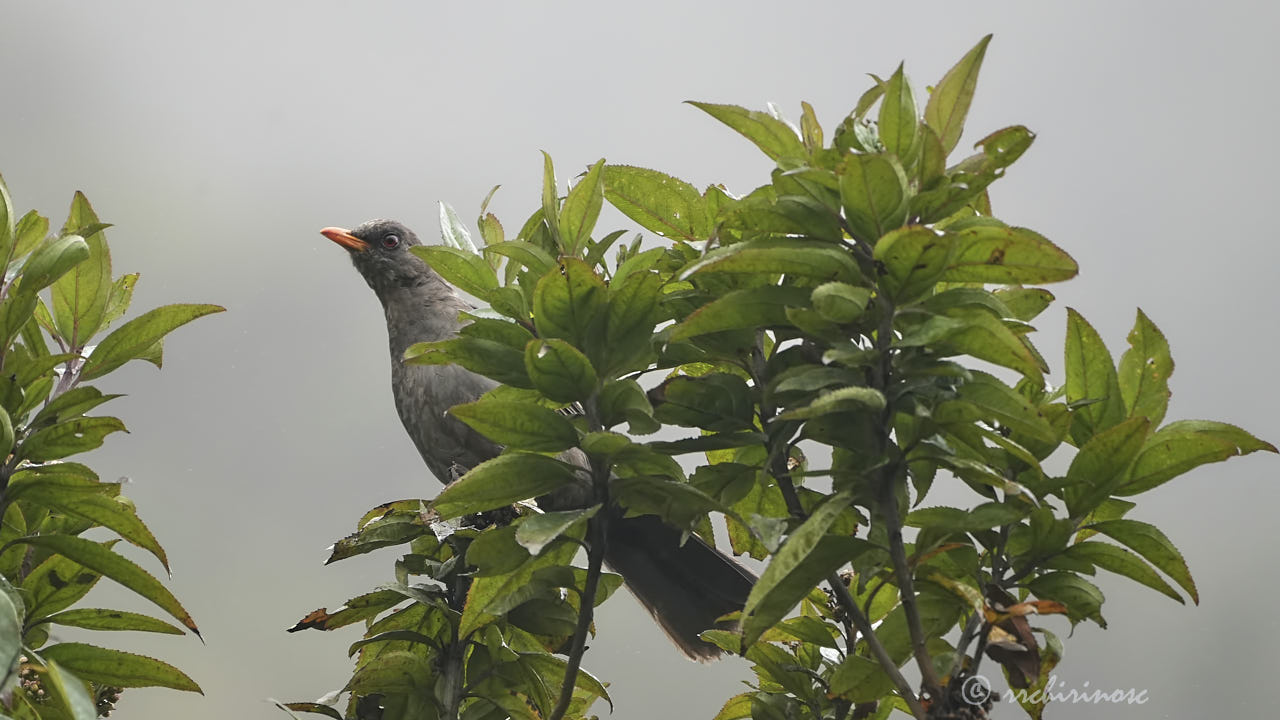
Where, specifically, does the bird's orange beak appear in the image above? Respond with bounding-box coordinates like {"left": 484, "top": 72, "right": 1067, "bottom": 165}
{"left": 320, "top": 227, "right": 369, "bottom": 252}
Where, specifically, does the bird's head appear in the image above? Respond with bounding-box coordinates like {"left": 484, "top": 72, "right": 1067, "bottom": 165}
{"left": 320, "top": 219, "right": 432, "bottom": 294}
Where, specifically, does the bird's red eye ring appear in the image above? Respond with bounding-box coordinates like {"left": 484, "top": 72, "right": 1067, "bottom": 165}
{"left": 381, "top": 234, "right": 400, "bottom": 249}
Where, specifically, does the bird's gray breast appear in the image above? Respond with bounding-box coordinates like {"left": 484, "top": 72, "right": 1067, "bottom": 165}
{"left": 391, "top": 358, "right": 501, "bottom": 484}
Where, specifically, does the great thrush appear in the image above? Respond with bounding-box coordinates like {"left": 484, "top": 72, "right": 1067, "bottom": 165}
{"left": 321, "top": 219, "right": 756, "bottom": 660}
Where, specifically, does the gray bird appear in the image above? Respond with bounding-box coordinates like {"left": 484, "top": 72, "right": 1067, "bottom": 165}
{"left": 321, "top": 219, "right": 755, "bottom": 660}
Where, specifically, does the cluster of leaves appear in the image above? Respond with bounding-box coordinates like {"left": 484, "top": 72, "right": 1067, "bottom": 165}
{"left": 0, "top": 177, "right": 222, "bottom": 718}
{"left": 286, "top": 35, "right": 1273, "bottom": 720}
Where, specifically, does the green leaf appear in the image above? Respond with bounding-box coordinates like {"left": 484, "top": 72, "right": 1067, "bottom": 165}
{"left": 438, "top": 200, "right": 479, "bottom": 254}
{"left": 15, "top": 534, "right": 199, "bottom": 636}
{"left": 943, "top": 226, "right": 1078, "bottom": 284}
{"left": 287, "top": 589, "right": 405, "bottom": 632}
{"left": 775, "top": 385, "right": 886, "bottom": 421}
{"left": 524, "top": 338, "right": 598, "bottom": 403}
{"left": 0, "top": 586, "right": 19, "bottom": 697}
{"left": 21, "top": 543, "right": 105, "bottom": 621}
{"left": 838, "top": 153, "right": 909, "bottom": 242}
{"left": 432, "top": 453, "right": 578, "bottom": 519}
{"left": 602, "top": 269, "right": 662, "bottom": 375}
{"left": 1026, "top": 571, "right": 1105, "bottom": 627}
{"left": 611, "top": 477, "right": 725, "bottom": 531}
{"left": 680, "top": 238, "right": 861, "bottom": 283}
{"left": 41, "top": 659, "right": 99, "bottom": 720}
{"left": 936, "top": 308, "right": 1045, "bottom": 381}
{"left": 1064, "top": 541, "right": 1182, "bottom": 602}
{"left": 669, "top": 286, "right": 810, "bottom": 341}
{"left": 409, "top": 245, "right": 498, "bottom": 301}
{"left": 993, "top": 286, "right": 1054, "bottom": 321}
{"left": 458, "top": 316, "right": 535, "bottom": 349}
{"left": 650, "top": 373, "right": 755, "bottom": 432}
{"left": 7, "top": 482, "right": 168, "bottom": 571}
{"left": 345, "top": 629, "right": 441, "bottom": 660}
{"left": 1065, "top": 416, "right": 1150, "bottom": 518}
{"left": 1117, "top": 308, "right": 1173, "bottom": 426}
{"left": 51, "top": 192, "right": 112, "bottom": 348}
{"left": 712, "top": 693, "right": 754, "bottom": 720}
{"left": 581, "top": 430, "right": 631, "bottom": 456}
{"left": 829, "top": 655, "right": 897, "bottom": 704}
{"left": 878, "top": 63, "right": 920, "bottom": 161}
{"left": 19, "top": 234, "right": 90, "bottom": 296}
{"left": 810, "top": 282, "right": 871, "bottom": 323}
{"left": 602, "top": 165, "right": 709, "bottom": 241}
{"left": 12, "top": 210, "right": 49, "bottom": 262}
{"left": 560, "top": 159, "right": 606, "bottom": 256}
{"left": 0, "top": 174, "right": 13, "bottom": 262}
{"left": 32, "top": 386, "right": 121, "bottom": 427}
{"left": 460, "top": 534, "right": 579, "bottom": 638}
{"left": 924, "top": 34, "right": 992, "bottom": 154}
{"left": 326, "top": 514, "right": 429, "bottom": 563}
{"left": 404, "top": 337, "right": 531, "bottom": 388}
{"left": 483, "top": 240, "right": 556, "bottom": 278}
{"left": 20, "top": 416, "right": 127, "bottom": 462}
{"left": 41, "top": 608, "right": 184, "bottom": 634}
{"left": 598, "top": 377, "right": 659, "bottom": 434}
{"left": 40, "top": 643, "right": 200, "bottom": 691}
{"left": 344, "top": 650, "right": 431, "bottom": 695}
{"left": 479, "top": 212, "right": 505, "bottom": 256}
{"left": 0, "top": 290, "right": 39, "bottom": 349}
{"left": 532, "top": 258, "right": 606, "bottom": 347}
{"left": 449, "top": 399, "right": 578, "bottom": 453}
{"left": 800, "top": 100, "right": 823, "bottom": 150}
{"left": 276, "top": 702, "right": 344, "bottom": 719}
{"left": 742, "top": 492, "right": 870, "bottom": 646}
{"left": 1120, "top": 420, "right": 1277, "bottom": 495}
{"left": 688, "top": 102, "right": 805, "bottom": 162}
{"left": 906, "top": 502, "right": 1028, "bottom": 532}
{"left": 1086, "top": 519, "right": 1197, "bottom": 603}
{"left": 515, "top": 506, "right": 598, "bottom": 555}
{"left": 1064, "top": 308, "right": 1126, "bottom": 443}
{"left": 519, "top": 653, "right": 612, "bottom": 711}
{"left": 947, "top": 371, "right": 1058, "bottom": 444}
{"left": 874, "top": 226, "right": 953, "bottom": 302}
{"left": 80, "top": 303, "right": 224, "bottom": 381}
{"left": 541, "top": 151, "right": 561, "bottom": 245}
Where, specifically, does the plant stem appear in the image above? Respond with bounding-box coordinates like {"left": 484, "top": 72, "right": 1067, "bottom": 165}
{"left": 827, "top": 573, "right": 926, "bottom": 720}
{"left": 548, "top": 400, "right": 610, "bottom": 720}
{"left": 882, "top": 488, "right": 942, "bottom": 700}
{"left": 547, "top": 513, "right": 606, "bottom": 720}
{"left": 439, "top": 547, "right": 471, "bottom": 720}
{"left": 867, "top": 292, "right": 943, "bottom": 703}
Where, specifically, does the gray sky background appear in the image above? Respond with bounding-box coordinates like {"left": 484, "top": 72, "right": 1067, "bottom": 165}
{"left": 2, "top": 2, "right": 1277, "bottom": 719}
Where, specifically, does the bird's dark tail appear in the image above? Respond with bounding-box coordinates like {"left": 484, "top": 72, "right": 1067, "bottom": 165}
{"left": 603, "top": 510, "right": 756, "bottom": 661}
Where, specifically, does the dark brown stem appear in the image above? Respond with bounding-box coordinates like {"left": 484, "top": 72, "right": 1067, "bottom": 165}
{"left": 548, "top": 400, "right": 610, "bottom": 720}
{"left": 828, "top": 572, "right": 926, "bottom": 720}
{"left": 883, "top": 488, "right": 942, "bottom": 700}
{"left": 439, "top": 540, "right": 472, "bottom": 720}
{"left": 547, "top": 513, "right": 606, "bottom": 720}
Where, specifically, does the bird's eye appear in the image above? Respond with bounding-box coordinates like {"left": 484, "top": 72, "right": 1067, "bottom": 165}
{"left": 381, "top": 234, "right": 400, "bottom": 249}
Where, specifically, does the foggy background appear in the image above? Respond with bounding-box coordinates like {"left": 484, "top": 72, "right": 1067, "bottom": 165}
{"left": 2, "top": 2, "right": 1277, "bottom": 718}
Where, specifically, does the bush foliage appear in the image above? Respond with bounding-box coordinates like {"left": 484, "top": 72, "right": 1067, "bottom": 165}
{"left": 285, "top": 35, "right": 1273, "bottom": 720}
{"left": 0, "top": 178, "right": 222, "bottom": 718}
